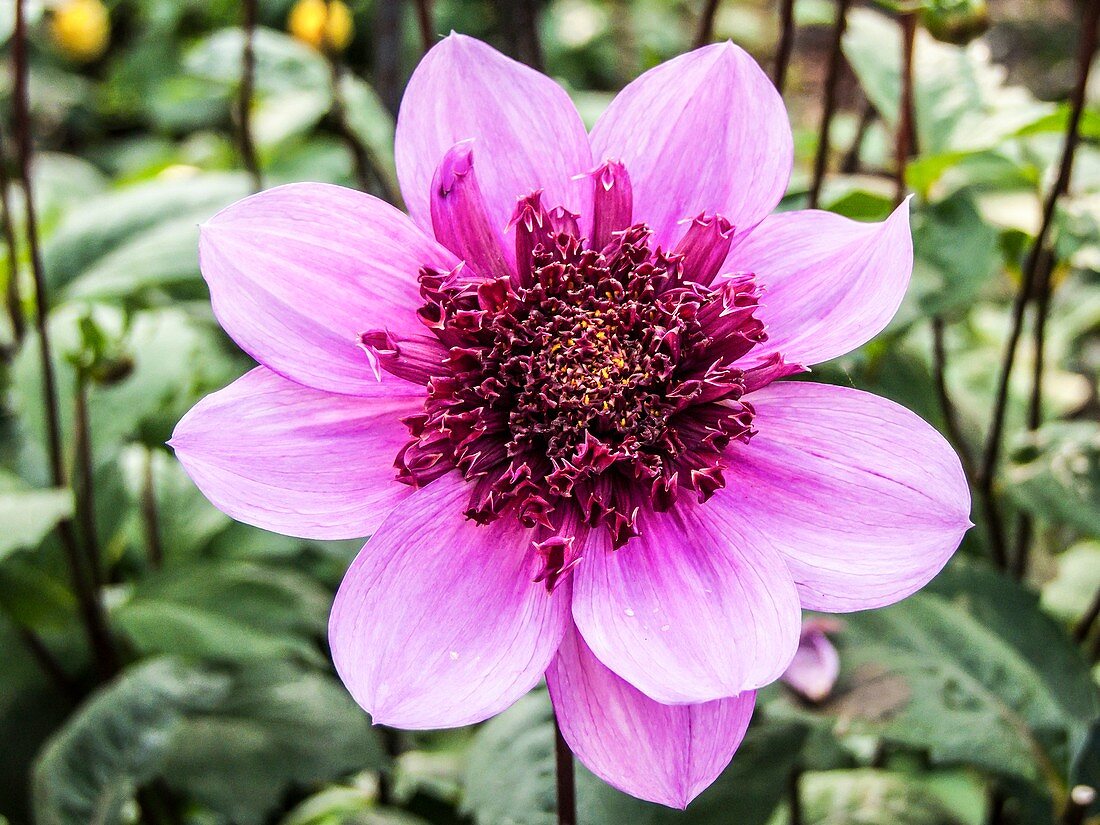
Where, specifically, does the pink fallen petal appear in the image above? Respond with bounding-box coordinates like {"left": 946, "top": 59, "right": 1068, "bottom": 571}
{"left": 329, "top": 474, "right": 570, "bottom": 729}
{"left": 781, "top": 618, "right": 842, "bottom": 703}
{"left": 547, "top": 623, "right": 755, "bottom": 809}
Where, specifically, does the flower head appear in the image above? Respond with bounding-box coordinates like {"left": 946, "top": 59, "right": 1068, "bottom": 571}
{"left": 50, "top": 0, "right": 110, "bottom": 63}
{"left": 288, "top": 0, "right": 354, "bottom": 53}
{"left": 172, "top": 34, "right": 971, "bottom": 809}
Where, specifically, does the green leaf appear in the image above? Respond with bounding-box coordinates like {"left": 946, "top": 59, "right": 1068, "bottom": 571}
{"left": 41, "top": 172, "right": 251, "bottom": 289}
{"left": 161, "top": 662, "right": 385, "bottom": 825}
{"left": 823, "top": 563, "right": 1098, "bottom": 788}
{"left": 910, "top": 193, "right": 1000, "bottom": 317}
{"left": 463, "top": 690, "right": 808, "bottom": 825}
{"left": 1041, "top": 541, "right": 1100, "bottom": 622}
{"left": 32, "top": 659, "right": 229, "bottom": 825}
{"left": 1006, "top": 422, "right": 1100, "bottom": 536}
{"left": 0, "top": 482, "right": 73, "bottom": 562}
{"left": 113, "top": 561, "right": 330, "bottom": 665}
{"left": 801, "top": 769, "right": 986, "bottom": 825}
{"left": 842, "top": 8, "right": 1052, "bottom": 157}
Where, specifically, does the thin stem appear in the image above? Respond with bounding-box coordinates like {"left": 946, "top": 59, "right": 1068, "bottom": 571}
{"left": 554, "top": 714, "right": 577, "bottom": 825}
{"left": 773, "top": 0, "right": 797, "bottom": 95}
{"left": 1073, "top": 585, "right": 1100, "bottom": 643}
{"left": 840, "top": 100, "right": 874, "bottom": 174}
{"left": 789, "top": 765, "right": 804, "bottom": 825}
{"left": 13, "top": 0, "right": 118, "bottom": 678}
{"left": 978, "top": 0, "right": 1100, "bottom": 534}
{"left": 895, "top": 11, "right": 918, "bottom": 206}
{"left": 413, "top": 0, "right": 434, "bottom": 53}
{"left": 327, "top": 59, "right": 403, "bottom": 205}
{"left": 503, "top": 0, "right": 544, "bottom": 70}
{"left": 142, "top": 449, "right": 164, "bottom": 570}
{"left": 18, "top": 626, "right": 79, "bottom": 702}
{"left": 0, "top": 132, "right": 25, "bottom": 347}
{"left": 377, "top": 727, "right": 402, "bottom": 806}
{"left": 73, "top": 372, "right": 103, "bottom": 590}
{"left": 694, "top": 0, "right": 722, "bottom": 48}
{"left": 807, "top": 0, "right": 851, "bottom": 209}
{"left": 237, "top": 0, "right": 263, "bottom": 192}
{"left": 931, "top": 317, "right": 977, "bottom": 481}
{"left": 373, "top": 0, "right": 403, "bottom": 115}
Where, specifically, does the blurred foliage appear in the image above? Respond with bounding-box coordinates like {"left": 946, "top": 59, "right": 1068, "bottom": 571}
{"left": 0, "top": 0, "right": 1098, "bottom": 824}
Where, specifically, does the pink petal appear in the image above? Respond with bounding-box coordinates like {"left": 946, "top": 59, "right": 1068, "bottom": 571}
{"left": 329, "top": 474, "right": 570, "bottom": 729}
{"left": 724, "top": 199, "right": 913, "bottom": 366}
{"left": 199, "top": 183, "right": 458, "bottom": 396}
{"left": 547, "top": 623, "right": 755, "bottom": 809}
{"left": 781, "top": 619, "right": 841, "bottom": 703}
{"left": 395, "top": 34, "right": 592, "bottom": 236}
{"left": 571, "top": 503, "right": 801, "bottom": 704}
{"left": 590, "top": 42, "right": 792, "bottom": 250}
{"left": 170, "top": 366, "right": 417, "bottom": 540}
{"left": 719, "top": 382, "right": 971, "bottom": 612}
{"left": 430, "top": 140, "right": 514, "bottom": 280}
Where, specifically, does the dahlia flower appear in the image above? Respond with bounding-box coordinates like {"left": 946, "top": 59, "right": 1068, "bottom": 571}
{"left": 172, "top": 34, "right": 971, "bottom": 808}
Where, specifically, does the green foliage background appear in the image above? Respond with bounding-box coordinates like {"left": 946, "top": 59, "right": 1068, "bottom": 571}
{"left": 0, "top": 0, "right": 1098, "bottom": 823}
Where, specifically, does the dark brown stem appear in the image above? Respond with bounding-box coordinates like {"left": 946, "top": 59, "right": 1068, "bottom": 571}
{"left": 413, "top": 0, "right": 434, "bottom": 53}
{"left": 773, "top": 0, "right": 797, "bottom": 94}
{"left": 895, "top": 11, "right": 918, "bottom": 206}
{"left": 373, "top": 0, "right": 404, "bottom": 115}
{"left": 18, "top": 626, "right": 79, "bottom": 701}
{"left": 807, "top": 0, "right": 851, "bottom": 209}
{"left": 1074, "top": 585, "right": 1100, "bottom": 643}
{"left": 328, "top": 59, "right": 403, "bottom": 206}
{"left": 931, "top": 317, "right": 977, "bottom": 481}
{"left": 73, "top": 372, "right": 102, "bottom": 591}
{"left": 13, "top": 0, "right": 118, "bottom": 679}
{"left": 694, "top": 0, "right": 722, "bottom": 48}
{"left": 554, "top": 714, "right": 576, "bottom": 825}
{"left": 142, "top": 449, "right": 163, "bottom": 570}
{"left": 987, "top": 788, "right": 1007, "bottom": 825}
{"left": 503, "top": 0, "right": 544, "bottom": 70}
{"left": 840, "top": 100, "right": 874, "bottom": 174}
{"left": 0, "top": 132, "right": 25, "bottom": 347}
{"left": 376, "top": 726, "right": 403, "bottom": 806}
{"left": 237, "top": 0, "right": 263, "bottom": 192}
{"left": 977, "top": 0, "right": 1099, "bottom": 566}
{"left": 789, "top": 765, "right": 804, "bottom": 825}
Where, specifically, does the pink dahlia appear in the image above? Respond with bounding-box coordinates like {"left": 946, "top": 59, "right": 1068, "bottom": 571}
{"left": 172, "top": 35, "right": 971, "bottom": 808}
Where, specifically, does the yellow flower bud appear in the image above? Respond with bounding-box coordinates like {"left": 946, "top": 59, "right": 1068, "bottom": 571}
{"left": 49, "top": 0, "right": 110, "bottom": 63}
{"left": 288, "top": 0, "right": 355, "bottom": 54}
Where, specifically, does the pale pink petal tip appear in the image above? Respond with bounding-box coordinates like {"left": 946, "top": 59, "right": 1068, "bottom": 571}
{"left": 548, "top": 624, "right": 756, "bottom": 809}
{"left": 781, "top": 618, "right": 842, "bottom": 703}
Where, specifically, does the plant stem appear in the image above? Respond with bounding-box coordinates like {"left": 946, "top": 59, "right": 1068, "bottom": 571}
{"left": 0, "top": 131, "right": 25, "bottom": 347}
{"left": 413, "top": 0, "right": 435, "bottom": 53}
{"left": 977, "top": 0, "right": 1100, "bottom": 554}
{"left": 13, "top": 0, "right": 118, "bottom": 679}
{"left": 694, "top": 0, "right": 722, "bottom": 48}
{"left": 773, "top": 0, "right": 797, "bottom": 94}
{"left": 377, "top": 726, "right": 403, "bottom": 806}
{"left": 503, "top": 0, "right": 544, "bottom": 70}
{"left": 931, "top": 317, "right": 977, "bottom": 481}
{"left": 237, "top": 0, "right": 263, "bottom": 192}
{"left": 840, "top": 100, "right": 874, "bottom": 174}
{"left": 895, "top": 10, "right": 918, "bottom": 206}
{"left": 807, "top": 0, "right": 851, "bottom": 209}
{"left": 789, "top": 764, "right": 804, "bottom": 825}
{"left": 73, "top": 372, "right": 103, "bottom": 590}
{"left": 327, "top": 59, "right": 403, "bottom": 205}
{"left": 373, "top": 0, "right": 403, "bottom": 115}
{"left": 142, "top": 449, "right": 164, "bottom": 570}
{"left": 1074, "top": 585, "right": 1100, "bottom": 643}
{"left": 554, "top": 714, "right": 576, "bottom": 825}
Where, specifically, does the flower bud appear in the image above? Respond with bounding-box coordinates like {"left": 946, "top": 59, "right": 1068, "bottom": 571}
{"left": 921, "top": 0, "right": 989, "bottom": 45}
{"left": 49, "top": 0, "right": 110, "bottom": 63}
{"left": 288, "top": 0, "right": 354, "bottom": 54}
